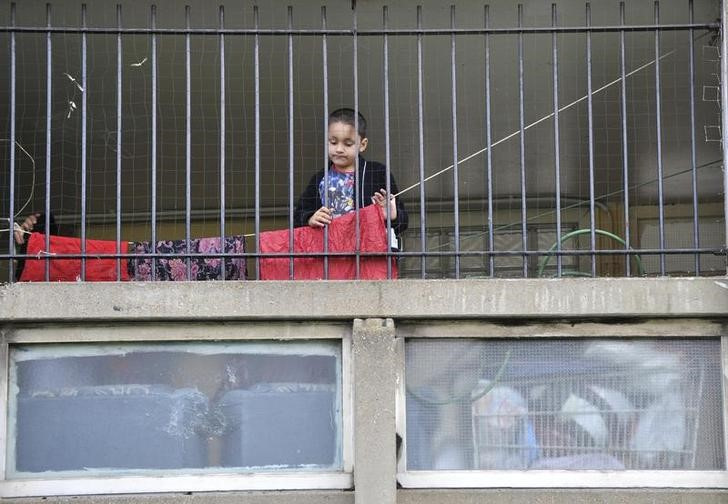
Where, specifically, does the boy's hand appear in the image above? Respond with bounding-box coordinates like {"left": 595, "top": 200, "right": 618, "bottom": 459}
{"left": 308, "top": 206, "right": 333, "bottom": 228}
{"left": 372, "top": 189, "right": 397, "bottom": 221}
{"left": 14, "top": 213, "right": 39, "bottom": 246}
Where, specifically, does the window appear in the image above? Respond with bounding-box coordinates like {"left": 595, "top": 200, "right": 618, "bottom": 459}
{"left": 401, "top": 337, "right": 726, "bottom": 487}
{"left": 2, "top": 331, "right": 353, "bottom": 497}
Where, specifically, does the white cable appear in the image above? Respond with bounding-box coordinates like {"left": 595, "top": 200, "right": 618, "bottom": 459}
{"left": 0, "top": 222, "right": 33, "bottom": 236}
{"left": 395, "top": 49, "right": 677, "bottom": 198}
{"left": 0, "top": 138, "right": 37, "bottom": 220}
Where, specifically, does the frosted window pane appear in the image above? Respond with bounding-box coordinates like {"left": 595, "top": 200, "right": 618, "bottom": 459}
{"left": 405, "top": 338, "right": 724, "bottom": 471}
{"left": 9, "top": 341, "right": 341, "bottom": 477}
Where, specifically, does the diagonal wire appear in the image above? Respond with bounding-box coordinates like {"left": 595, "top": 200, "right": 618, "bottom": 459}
{"left": 0, "top": 139, "right": 36, "bottom": 221}
{"left": 423, "top": 159, "right": 721, "bottom": 252}
{"left": 395, "top": 30, "right": 714, "bottom": 198}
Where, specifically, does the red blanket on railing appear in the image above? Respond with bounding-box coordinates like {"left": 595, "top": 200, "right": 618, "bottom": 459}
{"left": 259, "top": 204, "right": 397, "bottom": 280}
{"left": 19, "top": 233, "right": 129, "bottom": 282}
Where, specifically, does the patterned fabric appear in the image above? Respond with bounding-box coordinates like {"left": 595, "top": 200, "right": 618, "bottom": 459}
{"left": 128, "top": 236, "right": 247, "bottom": 281}
{"left": 319, "top": 169, "right": 355, "bottom": 217}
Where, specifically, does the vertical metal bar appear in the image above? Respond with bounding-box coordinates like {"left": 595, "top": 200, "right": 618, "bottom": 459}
{"left": 552, "top": 3, "right": 562, "bottom": 277}
{"left": 484, "top": 5, "right": 494, "bottom": 278}
{"left": 185, "top": 5, "right": 192, "bottom": 279}
{"left": 341, "top": 332, "right": 354, "bottom": 473}
{"left": 254, "top": 5, "right": 261, "bottom": 278}
{"left": 394, "top": 335, "right": 407, "bottom": 474}
{"left": 80, "top": 3, "right": 88, "bottom": 281}
{"left": 288, "top": 6, "right": 295, "bottom": 280}
{"left": 150, "top": 4, "right": 158, "bottom": 280}
{"left": 722, "top": 0, "right": 728, "bottom": 274}
{"left": 619, "top": 2, "right": 631, "bottom": 276}
{"left": 115, "top": 4, "right": 122, "bottom": 281}
{"left": 8, "top": 3, "right": 16, "bottom": 283}
{"left": 45, "top": 3, "right": 53, "bottom": 281}
{"left": 417, "top": 5, "right": 426, "bottom": 279}
{"left": 353, "top": 3, "right": 361, "bottom": 279}
{"left": 383, "top": 5, "right": 392, "bottom": 279}
{"left": 219, "top": 5, "right": 226, "bottom": 281}
{"left": 451, "top": 4, "right": 460, "bottom": 278}
{"left": 322, "top": 6, "right": 329, "bottom": 279}
{"left": 722, "top": 336, "right": 728, "bottom": 471}
{"left": 654, "top": 0, "right": 666, "bottom": 275}
{"left": 586, "top": 2, "right": 597, "bottom": 277}
{"left": 0, "top": 343, "right": 9, "bottom": 478}
{"left": 517, "top": 4, "right": 527, "bottom": 277}
{"left": 688, "top": 0, "right": 700, "bottom": 275}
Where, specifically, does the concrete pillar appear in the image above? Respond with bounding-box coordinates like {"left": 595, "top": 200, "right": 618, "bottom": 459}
{"left": 352, "top": 318, "right": 397, "bottom": 504}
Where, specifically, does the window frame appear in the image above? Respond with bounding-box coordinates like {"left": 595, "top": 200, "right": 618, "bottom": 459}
{"left": 0, "top": 322, "right": 354, "bottom": 498}
{"left": 395, "top": 320, "right": 728, "bottom": 489}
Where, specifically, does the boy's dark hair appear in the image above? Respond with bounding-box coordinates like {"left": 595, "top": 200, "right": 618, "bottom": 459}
{"left": 328, "top": 108, "right": 367, "bottom": 139}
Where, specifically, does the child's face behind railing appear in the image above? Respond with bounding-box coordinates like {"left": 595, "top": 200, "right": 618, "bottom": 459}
{"left": 327, "top": 121, "right": 368, "bottom": 172}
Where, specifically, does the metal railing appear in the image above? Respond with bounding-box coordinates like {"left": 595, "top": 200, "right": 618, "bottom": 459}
{"left": 1, "top": 1, "right": 725, "bottom": 281}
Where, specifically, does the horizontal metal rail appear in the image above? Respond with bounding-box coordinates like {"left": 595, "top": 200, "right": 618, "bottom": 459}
{"left": 0, "top": 23, "right": 718, "bottom": 36}
{"left": 3, "top": 247, "right": 723, "bottom": 261}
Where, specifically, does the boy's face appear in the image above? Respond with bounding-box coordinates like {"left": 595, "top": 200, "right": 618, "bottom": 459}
{"left": 328, "top": 121, "right": 368, "bottom": 172}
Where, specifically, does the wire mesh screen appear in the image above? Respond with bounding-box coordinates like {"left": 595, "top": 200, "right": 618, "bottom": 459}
{"left": 0, "top": 0, "right": 725, "bottom": 281}
{"left": 399, "top": 224, "right": 580, "bottom": 278}
{"left": 640, "top": 217, "right": 726, "bottom": 275}
{"left": 405, "top": 338, "right": 724, "bottom": 471}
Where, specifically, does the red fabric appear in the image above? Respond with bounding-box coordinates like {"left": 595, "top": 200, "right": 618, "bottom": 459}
{"left": 19, "top": 233, "right": 130, "bottom": 282}
{"left": 259, "top": 204, "right": 397, "bottom": 280}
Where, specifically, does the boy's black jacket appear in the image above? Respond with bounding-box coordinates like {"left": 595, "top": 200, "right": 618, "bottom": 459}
{"left": 293, "top": 157, "right": 409, "bottom": 235}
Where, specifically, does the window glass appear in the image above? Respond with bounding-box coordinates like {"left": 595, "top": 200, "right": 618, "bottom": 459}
{"left": 405, "top": 338, "right": 724, "bottom": 471}
{"left": 9, "top": 341, "right": 342, "bottom": 477}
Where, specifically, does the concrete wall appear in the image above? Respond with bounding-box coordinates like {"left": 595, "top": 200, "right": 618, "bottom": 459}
{"left": 2, "top": 278, "right": 728, "bottom": 321}
{"left": 0, "top": 278, "right": 727, "bottom": 503}
{"left": 3, "top": 489, "right": 728, "bottom": 504}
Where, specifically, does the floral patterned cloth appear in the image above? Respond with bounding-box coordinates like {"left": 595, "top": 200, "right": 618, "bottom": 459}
{"left": 128, "top": 236, "right": 247, "bottom": 281}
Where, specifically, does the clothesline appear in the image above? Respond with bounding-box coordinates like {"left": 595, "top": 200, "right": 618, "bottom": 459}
{"left": 0, "top": 223, "right": 33, "bottom": 236}
{"left": 393, "top": 46, "right": 677, "bottom": 198}
{"left": 3, "top": 223, "right": 138, "bottom": 244}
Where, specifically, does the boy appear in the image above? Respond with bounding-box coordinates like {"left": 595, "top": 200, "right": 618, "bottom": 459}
{"left": 293, "top": 108, "right": 408, "bottom": 238}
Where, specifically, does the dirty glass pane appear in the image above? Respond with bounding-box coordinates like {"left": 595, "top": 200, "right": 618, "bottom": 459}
{"left": 9, "top": 341, "right": 341, "bottom": 477}
{"left": 405, "top": 338, "right": 724, "bottom": 471}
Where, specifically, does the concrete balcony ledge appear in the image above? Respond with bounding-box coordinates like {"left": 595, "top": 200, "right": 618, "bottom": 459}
{"left": 1, "top": 278, "right": 727, "bottom": 322}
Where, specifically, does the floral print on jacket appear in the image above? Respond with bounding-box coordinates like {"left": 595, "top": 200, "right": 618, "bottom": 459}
{"left": 319, "top": 169, "right": 355, "bottom": 218}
